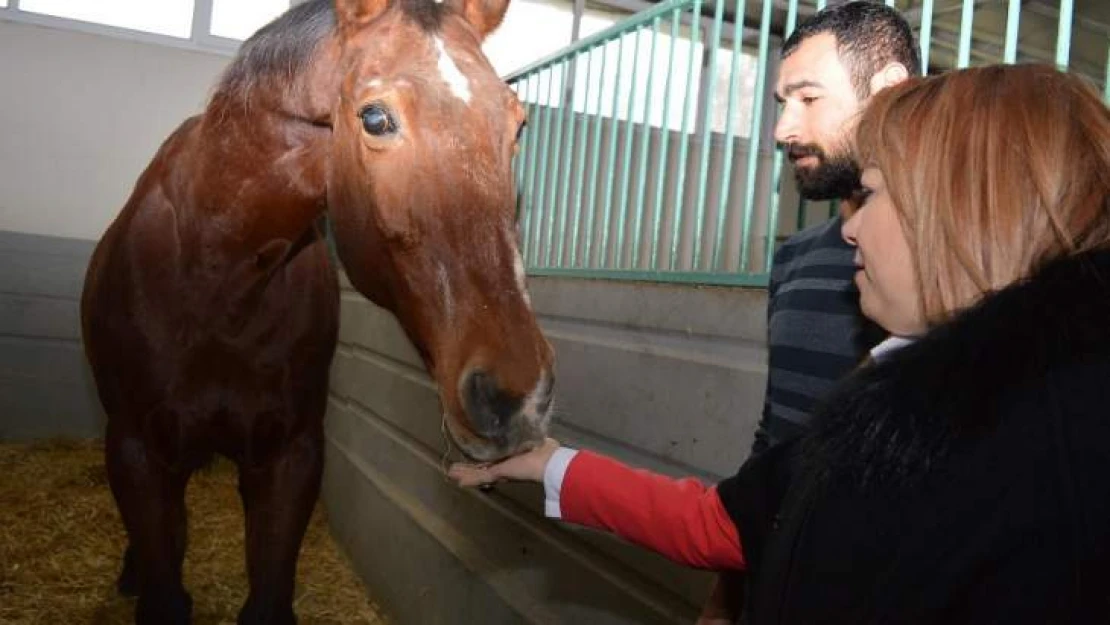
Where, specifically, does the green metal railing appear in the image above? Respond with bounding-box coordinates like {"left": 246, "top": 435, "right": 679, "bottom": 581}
{"left": 508, "top": 0, "right": 1109, "bottom": 286}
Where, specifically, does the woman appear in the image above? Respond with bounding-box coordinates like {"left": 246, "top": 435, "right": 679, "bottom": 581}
{"left": 450, "top": 64, "right": 1110, "bottom": 623}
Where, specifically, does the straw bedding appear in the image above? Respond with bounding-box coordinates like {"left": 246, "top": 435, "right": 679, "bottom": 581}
{"left": 0, "top": 438, "right": 388, "bottom": 625}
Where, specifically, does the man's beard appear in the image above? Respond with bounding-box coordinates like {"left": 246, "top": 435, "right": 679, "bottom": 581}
{"left": 786, "top": 143, "right": 861, "bottom": 201}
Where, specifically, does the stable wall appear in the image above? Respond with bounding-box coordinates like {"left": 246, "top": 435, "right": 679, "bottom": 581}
{"left": 0, "top": 18, "right": 230, "bottom": 439}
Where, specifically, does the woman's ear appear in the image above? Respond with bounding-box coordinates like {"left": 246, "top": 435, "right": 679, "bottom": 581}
{"left": 868, "top": 62, "right": 910, "bottom": 97}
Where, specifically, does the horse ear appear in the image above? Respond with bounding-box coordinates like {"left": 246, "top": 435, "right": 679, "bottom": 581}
{"left": 334, "top": 0, "right": 390, "bottom": 35}
{"left": 450, "top": 0, "right": 511, "bottom": 40}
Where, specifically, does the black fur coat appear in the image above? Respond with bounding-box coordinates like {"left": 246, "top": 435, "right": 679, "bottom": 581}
{"left": 719, "top": 248, "right": 1110, "bottom": 625}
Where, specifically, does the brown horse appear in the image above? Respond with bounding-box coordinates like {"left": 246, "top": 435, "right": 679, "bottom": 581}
{"left": 80, "top": 1, "right": 554, "bottom": 623}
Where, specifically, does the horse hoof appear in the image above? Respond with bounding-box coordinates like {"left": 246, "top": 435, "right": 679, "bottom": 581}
{"left": 117, "top": 572, "right": 139, "bottom": 598}
{"left": 136, "top": 590, "right": 192, "bottom": 625}
{"left": 238, "top": 600, "right": 296, "bottom": 625}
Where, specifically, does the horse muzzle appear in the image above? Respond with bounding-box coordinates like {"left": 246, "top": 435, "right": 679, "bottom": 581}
{"left": 449, "top": 368, "right": 553, "bottom": 462}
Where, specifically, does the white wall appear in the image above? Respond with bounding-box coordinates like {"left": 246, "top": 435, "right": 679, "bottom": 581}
{"left": 0, "top": 20, "right": 232, "bottom": 241}
{"left": 484, "top": 0, "right": 630, "bottom": 76}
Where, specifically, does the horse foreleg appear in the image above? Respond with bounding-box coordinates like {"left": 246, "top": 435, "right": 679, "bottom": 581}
{"left": 236, "top": 430, "right": 324, "bottom": 625}
{"left": 105, "top": 421, "right": 192, "bottom": 625}
{"left": 116, "top": 543, "right": 139, "bottom": 597}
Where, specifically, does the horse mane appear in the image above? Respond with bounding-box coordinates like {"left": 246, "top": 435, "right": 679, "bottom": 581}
{"left": 214, "top": 0, "right": 451, "bottom": 106}
{"left": 215, "top": 0, "right": 336, "bottom": 104}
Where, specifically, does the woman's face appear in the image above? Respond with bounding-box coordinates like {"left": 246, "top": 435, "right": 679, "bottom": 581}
{"left": 841, "top": 167, "right": 927, "bottom": 336}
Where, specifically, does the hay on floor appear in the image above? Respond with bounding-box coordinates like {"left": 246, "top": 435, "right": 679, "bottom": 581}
{"left": 0, "top": 438, "right": 388, "bottom": 625}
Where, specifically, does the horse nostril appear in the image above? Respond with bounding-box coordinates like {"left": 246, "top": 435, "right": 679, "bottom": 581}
{"left": 463, "top": 370, "right": 522, "bottom": 437}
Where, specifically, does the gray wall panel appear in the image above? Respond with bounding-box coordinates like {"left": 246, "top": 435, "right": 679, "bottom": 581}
{"left": 0, "top": 293, "right": 82, "bottom": 340}
{"left": 324, "top": 397, "right": 696, "bottom": 625}
{"left": 338, "top": 292, "right": 425, "bottom": 369}
{"left": 541, "top": 316, "right": 766, "bottom": 478}
{"left": 0, "top": 247, "right": 91, "bottom": 299}
{"left": 0, "top": 231, "right": 103, "bottom": 441}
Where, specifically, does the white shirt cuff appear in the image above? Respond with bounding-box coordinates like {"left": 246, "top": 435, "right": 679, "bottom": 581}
{"left": 543, "top": 446, "right": 579, "bottom": 519}
{"left": 870, "top": 335, "right": 916, "bottom": 363}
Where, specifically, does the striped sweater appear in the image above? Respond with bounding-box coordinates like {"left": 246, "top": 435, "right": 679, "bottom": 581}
{"left": 751, "top": 217, "right": 884, "bottom": 456}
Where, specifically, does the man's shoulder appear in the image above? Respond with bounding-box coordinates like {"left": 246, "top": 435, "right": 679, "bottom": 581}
{"left": 771, "top": 217, "right": 854, "bottom": 281}
{"left": 778, "top": 217, "right": 848, "bottom": 255}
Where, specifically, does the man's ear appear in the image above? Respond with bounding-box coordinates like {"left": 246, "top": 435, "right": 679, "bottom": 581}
{"left": 868, "top": 62, "right": 910, "bottom": 97}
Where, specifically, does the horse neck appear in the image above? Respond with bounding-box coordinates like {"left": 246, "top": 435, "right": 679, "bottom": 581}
{"left": 189, "top": 88, "right": 331, "bottom": 254}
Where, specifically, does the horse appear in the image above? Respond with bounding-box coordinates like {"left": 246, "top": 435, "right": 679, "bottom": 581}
{"left": 79, "top": 0, "right": 554, "bottom": 622}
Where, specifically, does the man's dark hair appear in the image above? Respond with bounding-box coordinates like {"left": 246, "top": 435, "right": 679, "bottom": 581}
{"left": 782, "top": 1, "right": 921, "bottom": 99}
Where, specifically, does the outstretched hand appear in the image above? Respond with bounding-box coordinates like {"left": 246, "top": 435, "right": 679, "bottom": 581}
{"left": 447, "top": 437, "right": 562, "bottom": 487}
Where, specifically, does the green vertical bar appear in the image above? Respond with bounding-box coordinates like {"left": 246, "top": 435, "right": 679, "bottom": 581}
{"left": 919, "top": 0, "right": 934, "bottom": 73}
{"left": 512, "top": 80, "right": 526, "bottom": 209}
{"left": 712, "top": 0, "right": 749, "bottom": 269}
{"left": 668, "top": 0, "right": 702, "bottom": 270}
{"left": 815, "top": 0, "right": 826, "bottom": 11}
{"left": 651, "top": 11, "right": 681, "bottom": 269}
{"left": 583, "top": 44, "right": 609, "bottom": 267}
{"left": 884, "top": 0, "right": 895, "bottom": 6}
{"left": 763, "top": 152, "right": 788, "bottom": 272}
{"left": 599, "top": 35, "right": 628, "bottom": 268}
{"left": 569, "top": 47, "right": 595, "bottom": 267}
{"left": 793, "top": 198, "right": 806, "bottom": 232}
{"left": 739, "top": 0, "right": 773, "bottom": 272}
{"left": 1105, "top": 44, "right": 1110, "bottom": 103}
{"left": 544, "top": 60, "right": 569, "bottom": 267}
{"left": 510, "top": 80, "right": 526, "bottom": 227}
{"left": 553, "top": 55, "right": 582, "bottom": 268}
{"left": 615, "top": 27, "right": 644, "bottom": 269}
{"left": 789, "top": 0, "right": 806, "bottom": 234}
{"left": 520, "top": 74, "right": 541, "bottom": 265}
{"left": 957, "top": 0, "right": 974, "bottom": 68}
{"left": 1055, "top": 0, "right": 1073, "bottom": 69}
{"left": 692, "top": 0, "right": 726, "bottom": 270}
{"left": 522, "top": 75, "right": 539, "bottom": 265}
{"left": 1002, "top": 0, "right": 1020, "bottom": 63}
{"left": 531, "top": 69, "right": 556, "bottom": 266}
{"left": 762, "top": 0, "right": 796, "bottom": 271}
{"left": 631, "top": 18, "right": 662, "bottom": 269}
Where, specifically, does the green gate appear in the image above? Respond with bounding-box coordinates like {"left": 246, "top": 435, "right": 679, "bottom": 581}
{"left": 508, "top": 0, "right": 1108, "bottom": 285}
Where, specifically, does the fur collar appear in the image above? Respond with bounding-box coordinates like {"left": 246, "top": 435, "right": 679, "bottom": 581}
{"left": 804, "top": 248, "right": 1110, "bottom": 491}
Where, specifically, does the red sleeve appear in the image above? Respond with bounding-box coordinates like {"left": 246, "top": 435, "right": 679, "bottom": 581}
{"left": 560, "top": 451, "right": 746, "bottom": 570}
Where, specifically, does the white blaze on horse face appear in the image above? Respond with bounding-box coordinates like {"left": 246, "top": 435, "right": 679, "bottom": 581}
{"left": 521, "top": 372, "right": 552, "bottom": 429}
{"left": 434, "top": 37, "right": 472, "bottom": 104}
{"left": 513, "top": 248, "right": 531, "bottom": 308}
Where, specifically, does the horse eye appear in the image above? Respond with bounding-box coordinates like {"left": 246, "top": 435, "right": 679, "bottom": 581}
{"left": 515, "top": 120, "right": 527, "bottom": 143}
{"left": 360, "top": 104, "right": 396, "bottom": 136}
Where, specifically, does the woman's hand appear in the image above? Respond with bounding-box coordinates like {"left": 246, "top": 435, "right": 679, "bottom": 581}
{"left": 447, "top": 437, "right": 562, "bottom": 486}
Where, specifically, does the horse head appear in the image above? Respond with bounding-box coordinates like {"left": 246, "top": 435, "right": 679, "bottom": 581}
{"left": 322, "top": 0, "right": 554, "bottom": 462}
